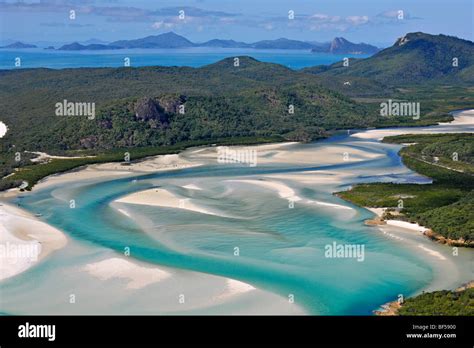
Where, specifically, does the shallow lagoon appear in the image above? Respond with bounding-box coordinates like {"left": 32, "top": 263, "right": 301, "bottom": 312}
{"left": 2, "top": 119, "right": 472, "bottom": 315}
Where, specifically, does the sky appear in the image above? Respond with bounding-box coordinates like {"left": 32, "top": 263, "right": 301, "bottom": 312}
{"left": 0, "top": 0, "right": 472, "bottom": 46}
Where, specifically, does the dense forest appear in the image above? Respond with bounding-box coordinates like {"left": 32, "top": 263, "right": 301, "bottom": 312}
{"left": 398, "top": 287, "right": 474, "bottom": 315}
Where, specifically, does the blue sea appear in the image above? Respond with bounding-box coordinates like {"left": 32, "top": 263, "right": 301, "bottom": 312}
{"left": 0, "top": 47, "right": 368, "bottom": 70}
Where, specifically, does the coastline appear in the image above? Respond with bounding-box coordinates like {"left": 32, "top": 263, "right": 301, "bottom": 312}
{"left": 374, "top": 281, "right": 474, "bottom": 316}
{"left": 0, "top": 152, "right": 203, "bottom": 281}
{"left": 0, "top": 109, "right": 472, "bottom": 314}
{"left": 341, "top": 108, "right": 474, "bottom": 248}
{"left": 363, "top": 207, "right": 473, "bottom": 247}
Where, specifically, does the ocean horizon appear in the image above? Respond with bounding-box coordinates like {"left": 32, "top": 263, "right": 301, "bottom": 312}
{"left": 0, "top": 47, "right": 369, "bottom": 70}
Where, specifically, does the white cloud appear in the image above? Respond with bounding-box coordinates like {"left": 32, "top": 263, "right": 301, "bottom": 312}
{"left": 151, "top": 21, "right": 164, "bottom": 29}
{"left": 378, "top": 10, "right": 403, "bottom": 19}
{"left": 306, "top": 13, "right": 369, "bottom": 31}
{"left": 263, "top": 23, "right": 274, "bottom": 30}
{"left": 376, "top": 9, "right": 420, "bottom": 21}
{"left": 346, "top": 15, "right": 369, "bottom": 25}
{"left": 311, "top": 13, "right": 331, "bottom": 20}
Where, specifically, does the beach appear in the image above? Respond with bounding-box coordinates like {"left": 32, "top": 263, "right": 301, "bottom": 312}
{"left": 0, "top": 152, "right": 203, "bottom": 281}
{"left": 0, "top": 151, "right": 306, "bottom": 314}
{"left": 0, "top": 203, "right": 66, "bottom": 281}
{"left": 351, "top": 109, "right": 474, "bottom": 141}
{"left": 1, "top": 109, "right": 473, "bottom": 314}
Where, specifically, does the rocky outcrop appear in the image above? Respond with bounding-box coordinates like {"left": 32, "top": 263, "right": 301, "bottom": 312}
{"left": 134, "top": 97, "right": 170, "bottom": 128}
{"left": 157, "top": 95, "right": 186, "bottom": 114}
{"left": 79, "top": 136, "right": 98, "bottom": 149}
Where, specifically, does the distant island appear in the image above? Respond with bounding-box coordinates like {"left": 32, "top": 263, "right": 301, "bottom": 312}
{"left": 0, "top": 41, "right": 37, "bottom": 49}
{"left": 48, "top": 32, "right": 380, "bottom": 54}
{"left": 311, "top": 37, "right": 379, "bottom": 54}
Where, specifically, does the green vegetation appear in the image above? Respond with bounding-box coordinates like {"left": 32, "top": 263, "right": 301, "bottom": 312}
{"left": 0, "top": 56, "right": 400, "bottom": 155}
{"left": 385, "top": 133, "right": 474, "bottom": 172}
{"left": 338, "top": 133, "right": 474, "bottom": 244}
{"left": 3, "top": 55, "right": 466, "bottom": 191}
{"left": 398, "top": 288, "right": 474, "bottom": 316}
{"left": 1, "top": 33, "right": 473, "bottom": 191}
{"left": 0, "top": 136, "right": 282, "bottom": 190}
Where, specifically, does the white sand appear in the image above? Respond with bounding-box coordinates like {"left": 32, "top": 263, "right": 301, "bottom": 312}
{"left": 182, "top": 184, "right": 202, "bottom": 190}
{"left": 228, "top": 179, "right": 302, "bottom": 202}
{"left": 71, "top": 253, "right": 306, "bottom": 314}
{"left": 378, "top": 228, "right": 405, "bottom": 241}
{"left": 116, "top": 187, "right": 230, "bottom": 217}
{"left": 1, "top": 108, "right": 471, "bottom": 299}
{"left": 116, "top": 208, "right": 132, "bottom": 218}
{"left": 367, "top": 207, "right": 387, "bottom": 217}
{"left": 259, "top": 145, "right": 381, "bottom": 165}
{"left": 227, "top": 179, "right": 352, "bottom": 210}
{"left": 0, "top": 153, "right": 203, "bottom": 197}
{"left": 266, "top": 170, "right": 350, "bottom": 185}
{"left": 0, "top": 152, "right": 206, "bottom": 281}
{"left": 83, "top": 257, "right": 171, "bottom": 289}
{"left": 0, "top": 203, "right": 67, "bottom": 281}
{"left": 214, "top": 278, "right": 256, "bottom": 302}
{"left": 352, "top": 109, "right": 474, "bottom": 141}
{"left": 440, "top": 109, "right": 474, "bottom": 125}
{"left": 417, "top": 244, "right": 447, "bottom": 261}
{"left": 96, "top": 154, "right": 201, "bottom": 173}
{"left": 386, "top": 220, "right": 428, "bottom": 232}
{"left": 28, "top": 151, "right": 96, "bottom": 163}
{"left": 185, "top": 141, "right": 381, "bottom": 166}
{"left": 367, "top": 207, "right": 428, "bottom": 232}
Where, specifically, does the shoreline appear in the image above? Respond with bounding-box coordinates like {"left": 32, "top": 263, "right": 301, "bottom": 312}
{"left": 374, "top": 281, "right": 474, "bottom": 316}
{"left": 2, "top": 109, "right": 472, "bottom": 194}
{"left": 0, "top": 202, "right": 67, "bottom": 281}
{"left": 0, "top": 109, "right": 472, "bottom": 314}
{"left": 0, "top": 152, "right": 206, "bottom": 281}
{"left": 363, "top": 207, "right": 473, "bottom": 247}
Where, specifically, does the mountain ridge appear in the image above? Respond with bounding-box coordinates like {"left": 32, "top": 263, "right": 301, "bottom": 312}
{"left": 54, "top": 31, "right": 379, "bottom": 53}
{"left": 0, "top": 41, "right": 37, "bottom": 49}
{"left": 303, "top": 32, "right": 474, "bottom": 85}
{"left": 310, "top": 37, "right": 379, "bottom": 54}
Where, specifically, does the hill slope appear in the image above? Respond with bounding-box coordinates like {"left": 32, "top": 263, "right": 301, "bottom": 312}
{"left": 0, "top": 57, "right": 375, "bottom": 155}
{"left": 304, "top": 32, "right": 474, "bottom": 86}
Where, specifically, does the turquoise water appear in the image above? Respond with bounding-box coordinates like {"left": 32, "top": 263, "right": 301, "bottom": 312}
{"left": 0, "top": 48, "right": 368, "bottom": 70}
{"left": 0, "top": 134, "right": 448, "bottom": 315}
